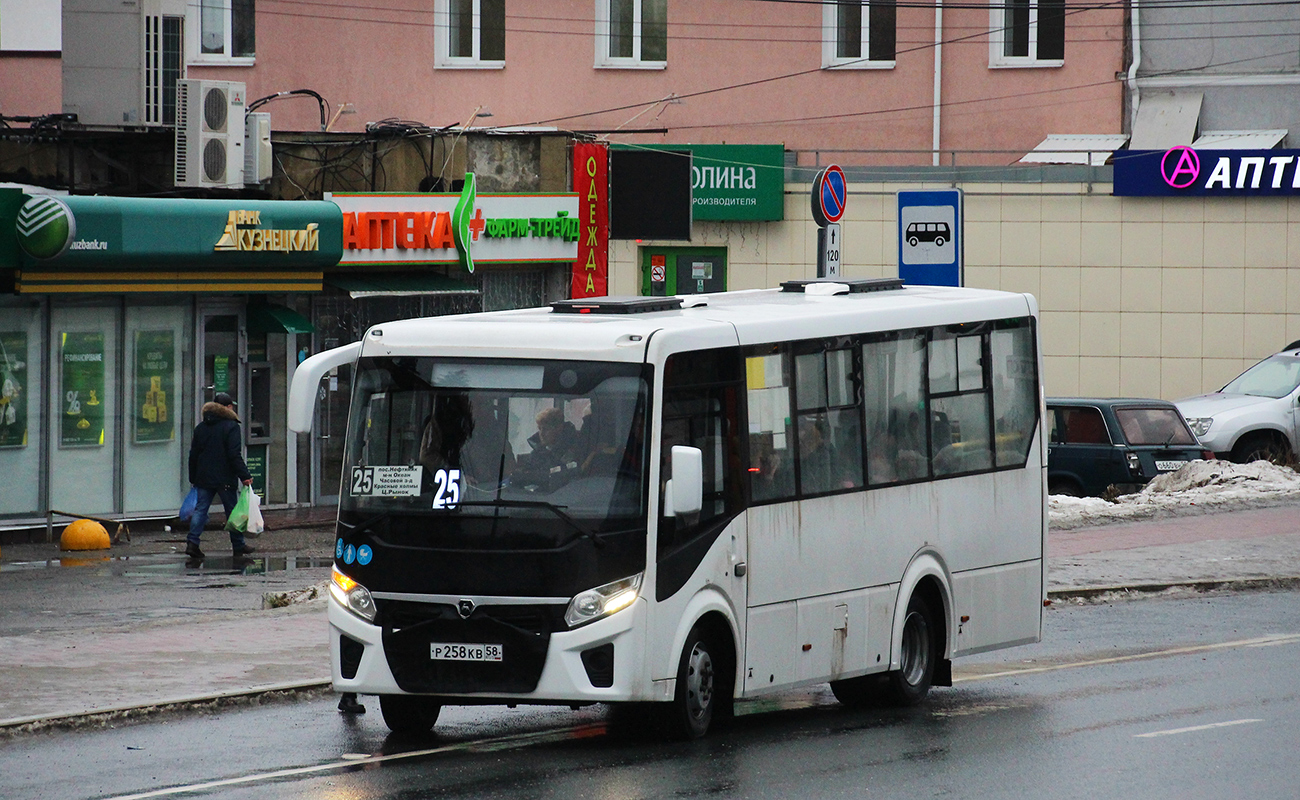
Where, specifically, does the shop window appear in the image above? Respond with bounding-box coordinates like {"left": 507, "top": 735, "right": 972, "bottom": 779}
{"left": 190, "top": 0, "right": 255, "bottom": 62}
{"left": 597, "top": 0, "right": 666, "bottom": 68}
{"left": 436, "top": 0, "right": 506, "bottom": 68}
{"left": 823, "top": 0, "right": 896, "bottom": 68}
{"left": 990, "top": 0, "right": 1064, "bottom": 68}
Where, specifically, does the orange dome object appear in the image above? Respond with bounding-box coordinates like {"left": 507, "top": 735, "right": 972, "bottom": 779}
{"left": 60, "top": 519, "right": 111, "bottom": 551}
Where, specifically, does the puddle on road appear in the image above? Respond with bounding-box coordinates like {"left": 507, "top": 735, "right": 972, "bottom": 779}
{"left": 0, "top": 553, "right": 333, "bottom": 576}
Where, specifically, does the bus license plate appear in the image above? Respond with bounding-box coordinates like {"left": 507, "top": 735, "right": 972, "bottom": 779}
{"left": 1155, "top": 460, "right": 1186, "bottom": 472}
{"left": 430, "top": 643, "right": 503, "bottom": 662}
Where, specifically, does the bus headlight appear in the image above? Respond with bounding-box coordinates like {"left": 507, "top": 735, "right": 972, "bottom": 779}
{"left": 565, "top": 573, "right": 642, "bottom": 628}
{"left": 330, "top": 566, "right": 377, "bottom": 623}
{"left": 1186, "top": 417, "right": 1213, "bottom": 437}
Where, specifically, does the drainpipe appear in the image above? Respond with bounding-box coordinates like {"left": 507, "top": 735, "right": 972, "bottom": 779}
{"left": 1125, "top": 0, "right": 1142, "bottom": 135}
{"left": 932, "top": 0, "right": 943, "bottom": 166}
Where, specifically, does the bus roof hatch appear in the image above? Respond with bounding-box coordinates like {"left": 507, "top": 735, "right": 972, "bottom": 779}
{"left": 551, "top": 296, "right": 684, "bottom": 314}
{"left": 780, "top": 278, "right": 905, "bottom": 294}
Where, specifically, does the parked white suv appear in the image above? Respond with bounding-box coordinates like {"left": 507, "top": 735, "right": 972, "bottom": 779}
{"left": 1176, "top": 346, "right": 1300, "bottom": 463}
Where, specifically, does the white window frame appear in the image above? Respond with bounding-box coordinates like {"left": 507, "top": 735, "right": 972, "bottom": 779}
{"left": 821, "top": 1, "right": 894, "bottom": 70}
{"left": 594, "top": 0, "right": 667, "bottom": 70}
{"left": 186, "top": 0, "right": 255, "bottom": 66}
{"left": 988, "top": 0, "right": 1064, "bottom": 69}
{"left": 435, "top": 0, "right": 505, "bottom": 70}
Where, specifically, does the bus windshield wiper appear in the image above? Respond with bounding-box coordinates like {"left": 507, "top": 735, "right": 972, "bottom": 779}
{"left": 338, "top": 512, "right": 390, "bottom": 538}
{"left": 453, "top": 500, "right": 606, "bottom": 547}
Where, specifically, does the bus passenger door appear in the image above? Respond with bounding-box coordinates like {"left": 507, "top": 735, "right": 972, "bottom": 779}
{"left": 652, "top": 347, "right": 746, "bottom": 681}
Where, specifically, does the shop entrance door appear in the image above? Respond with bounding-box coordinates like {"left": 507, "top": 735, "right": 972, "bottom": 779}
{"left": 641, "top": 247, "right": 728, "bottom": 296}
{"left": 196, "top": 305, "right": 245, "bottom": 419}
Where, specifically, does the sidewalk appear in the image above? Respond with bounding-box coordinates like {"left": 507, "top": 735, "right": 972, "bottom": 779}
{"left": 2, "top": 505, "right": 1299, "bottom": 730}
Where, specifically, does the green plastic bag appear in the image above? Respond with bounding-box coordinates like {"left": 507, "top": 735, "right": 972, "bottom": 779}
{"left": 226, "top": 485, "right": 252, "bottom": 533}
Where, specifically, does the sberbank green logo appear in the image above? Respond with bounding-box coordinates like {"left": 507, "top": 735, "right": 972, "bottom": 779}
{"left": 16, "top": 196, "right": 76, "bottom": 260}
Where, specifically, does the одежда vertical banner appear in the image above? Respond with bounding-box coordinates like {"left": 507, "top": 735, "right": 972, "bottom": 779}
{"left": 572, "top": 142, "right": 609, "bottom": 298}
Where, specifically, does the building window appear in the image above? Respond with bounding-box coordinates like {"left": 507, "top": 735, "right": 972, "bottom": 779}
{"left": 436, "top": 0, "right": 505, "bottom": 68}
{"left": 190, "top": 0, "right": 255, "bottom": 62}
{"left": 596, "top": 0, "right": 666, "bottom": 69}
{"left": 990, "top": 0, "right": 1064, "bottom": 67}
{"left": 823, "top": 0, "right": 896, "bottom": 69}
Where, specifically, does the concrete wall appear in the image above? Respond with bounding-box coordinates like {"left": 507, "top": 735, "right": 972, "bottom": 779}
{"left": 610, "top": 181, "right": 1300, "bottom": 403}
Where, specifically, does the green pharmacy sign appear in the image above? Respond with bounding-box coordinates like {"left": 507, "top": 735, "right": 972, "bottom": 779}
{"left": 60, "top": 331, "right": 106, "bottom": 447}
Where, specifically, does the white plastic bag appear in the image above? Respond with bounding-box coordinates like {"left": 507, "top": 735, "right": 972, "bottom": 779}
{"left": 246, "top": 487, "right": 265, "bottom": 536}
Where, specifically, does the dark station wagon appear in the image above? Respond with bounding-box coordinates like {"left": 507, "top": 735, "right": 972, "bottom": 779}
{"left": 1046, "top": 398, "right": 1213, "bottom": 497}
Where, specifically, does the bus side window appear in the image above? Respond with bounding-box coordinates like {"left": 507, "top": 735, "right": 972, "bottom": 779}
{"left": 990, "top": 319, "right": 1038, "bottom": 466}
{"left": 793, "top": 344, "right": 862, "bottom": 495}
{"left": 745, "top": 346, "right": 795, "bottom": 503}
{"left": 862, "top": 333, "right": 928, "bottom": 484}
{"left": 929, "top": 327, "right": 993, "bottom": 477}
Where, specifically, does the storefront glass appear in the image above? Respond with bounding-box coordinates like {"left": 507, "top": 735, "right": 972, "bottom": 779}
{"left": 0, "top": 298, "right": 44, "bottom": 517}
{"left": 123, "top": 303, "right": 190, "bottom": 513}
{"left": 49, "top": 302, "right": 118, "bottom": 515}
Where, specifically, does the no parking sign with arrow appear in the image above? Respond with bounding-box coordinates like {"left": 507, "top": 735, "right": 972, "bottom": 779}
{"left": 812, "top": 165, "right": 846, "bottom": 277}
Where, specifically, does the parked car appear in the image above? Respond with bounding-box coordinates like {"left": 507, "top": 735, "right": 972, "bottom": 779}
{"left": 1046, "top": 398, "right": 1211, "bottom": 496}
{"left": 1177, "top": 346, "right": 1300, "bottom": 463}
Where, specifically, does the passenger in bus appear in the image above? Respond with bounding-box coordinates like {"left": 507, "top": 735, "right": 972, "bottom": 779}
{"left": 576, "top": 397, "right": 623, "bottom": 476}
{"left": 418, "top": 393, "right": 473, "bottom": 477}
{"left": 513, "top": 406, "right": 581, "bottom": 490}
{"left": 460, "top": 394, "right": 515, "bottom": 487}
{"left": 797, "top": 415, "right": 858, "bottom": 494}
{"left": 750, "top": 434, "right": 793, "bottom": 501}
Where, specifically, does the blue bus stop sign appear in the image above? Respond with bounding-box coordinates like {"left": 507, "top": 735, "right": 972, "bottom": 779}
{"left": 897, "top": 189, "right": 962, "bottom": 286}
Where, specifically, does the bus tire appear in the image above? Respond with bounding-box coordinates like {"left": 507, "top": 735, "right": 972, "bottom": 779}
{"left": 664, "top": 624, "right": 724, "bottom": 739}
{"left": 883, "top": 593, "right": 937, "bottom": 706}
{"left": 379, "top": 694, "right": 442, "bottom": 735}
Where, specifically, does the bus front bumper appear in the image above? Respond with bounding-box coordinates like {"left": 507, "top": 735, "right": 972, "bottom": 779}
{"left": 328, "top": 595, "right": 651, "bottom": 703}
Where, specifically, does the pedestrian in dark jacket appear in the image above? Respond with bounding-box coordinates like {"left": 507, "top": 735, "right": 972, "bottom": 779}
{"left": 186, "top": 392, "right": 254, "bottom": 559}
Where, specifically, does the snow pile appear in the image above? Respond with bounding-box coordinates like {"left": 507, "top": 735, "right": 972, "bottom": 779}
{"left": 1049, "top": 460, "right": 1300, "bottom": 530}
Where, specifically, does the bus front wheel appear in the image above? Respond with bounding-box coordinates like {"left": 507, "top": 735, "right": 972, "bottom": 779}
{"left": 664, "top": 625, "right": 724, "bottom": 739}
{"left": 379, "top": 694, "right": 442, "bottom": 735}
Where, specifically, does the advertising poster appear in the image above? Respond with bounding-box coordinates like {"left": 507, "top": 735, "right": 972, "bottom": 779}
{"left": 0, "top": 332, "right": 27, "bottom": 448}
{"left": 572, "top": 141, "right": 609, "bottom": 298}
{"left": 60, "top": 331, "right": 106, "bottom": 447}
{"left": 134, "top": 330, "right": 175, "bottom": 444}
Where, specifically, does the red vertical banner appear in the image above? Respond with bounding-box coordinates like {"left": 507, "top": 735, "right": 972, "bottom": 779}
{"left": 572, "top": 142, "right": 609, "bottom": 298}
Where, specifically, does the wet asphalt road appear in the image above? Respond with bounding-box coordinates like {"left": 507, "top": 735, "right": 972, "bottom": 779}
{"left": 3, "top": 588, "right": 1298, "bottom": 800}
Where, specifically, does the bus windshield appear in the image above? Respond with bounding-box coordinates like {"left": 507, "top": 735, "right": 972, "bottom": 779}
{"left": 341, "top": 356, "right": 650, "bottom": 543}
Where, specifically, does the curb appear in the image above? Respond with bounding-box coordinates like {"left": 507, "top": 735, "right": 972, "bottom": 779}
{"left": 1047, "top": 576, "right": 1300, "bottom": 602}
{"left": 0, "top": 679, "right": 332, "bottom": 733}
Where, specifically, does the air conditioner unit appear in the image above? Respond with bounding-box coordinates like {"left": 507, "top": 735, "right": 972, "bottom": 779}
{"left": 244, "top": 111, "right": 273, "bottom": 185}
{"left": 175, "top": 79, "right": 246, "bottom": 189}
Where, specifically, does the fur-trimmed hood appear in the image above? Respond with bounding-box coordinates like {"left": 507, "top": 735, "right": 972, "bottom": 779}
{"left": 201, "top": 402, "right": 240, "bottom": 423}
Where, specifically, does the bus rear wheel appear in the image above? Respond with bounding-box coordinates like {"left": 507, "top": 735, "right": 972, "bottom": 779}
{"left": 379, "top": 694, "right": 442, "bottom": 735}
{"left": 883, "top": 594, "right": 936, "bottom": 706}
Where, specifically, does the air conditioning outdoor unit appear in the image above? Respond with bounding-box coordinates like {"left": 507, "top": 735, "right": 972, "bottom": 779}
{"left": 244, "top": 111, "right": 273, "bottom": 185}
{"left": 174, "top": 79, "right": 246, "bottom": 189}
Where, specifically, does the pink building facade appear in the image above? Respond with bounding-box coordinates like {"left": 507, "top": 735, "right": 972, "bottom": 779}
{"left": 6, "top": 1, "right": 1125, "bottom": 165}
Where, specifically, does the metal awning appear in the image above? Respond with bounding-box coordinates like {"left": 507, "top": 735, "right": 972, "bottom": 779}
{"left": 1192, "top": 130, "right": 1288, "bottom": 149}
{"left": 247, "top": 302, "right": 315, "bottom": 334}
{"left": 1130, "top": 91, "right": 1203, "bottom": 150}
{"left": 325, "top": 272, "right": 480, "bottom": 298}
{"left": 1018, "top": 134, "right": 1131, "bottom": 166}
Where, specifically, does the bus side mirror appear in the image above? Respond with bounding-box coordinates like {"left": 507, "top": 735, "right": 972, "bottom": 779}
{"left": 664, "top": 445, "right": 703, "bottom": 518}
{"left": 288, "top": 341, "right": 362, "bottom": 433}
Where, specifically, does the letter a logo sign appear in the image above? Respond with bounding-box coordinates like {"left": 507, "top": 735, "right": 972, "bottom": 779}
{"left": 1160, "top": 146, "right": 1200, "bottom": 189}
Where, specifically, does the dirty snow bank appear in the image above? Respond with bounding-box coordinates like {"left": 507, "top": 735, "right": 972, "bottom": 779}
{"left": 1049, "top": 460, "right": 1300, "bottom": 530}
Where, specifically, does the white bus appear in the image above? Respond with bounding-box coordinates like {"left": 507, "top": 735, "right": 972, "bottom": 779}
{"left": 289, "top": 278, "right": 1046, "bottom": 739}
